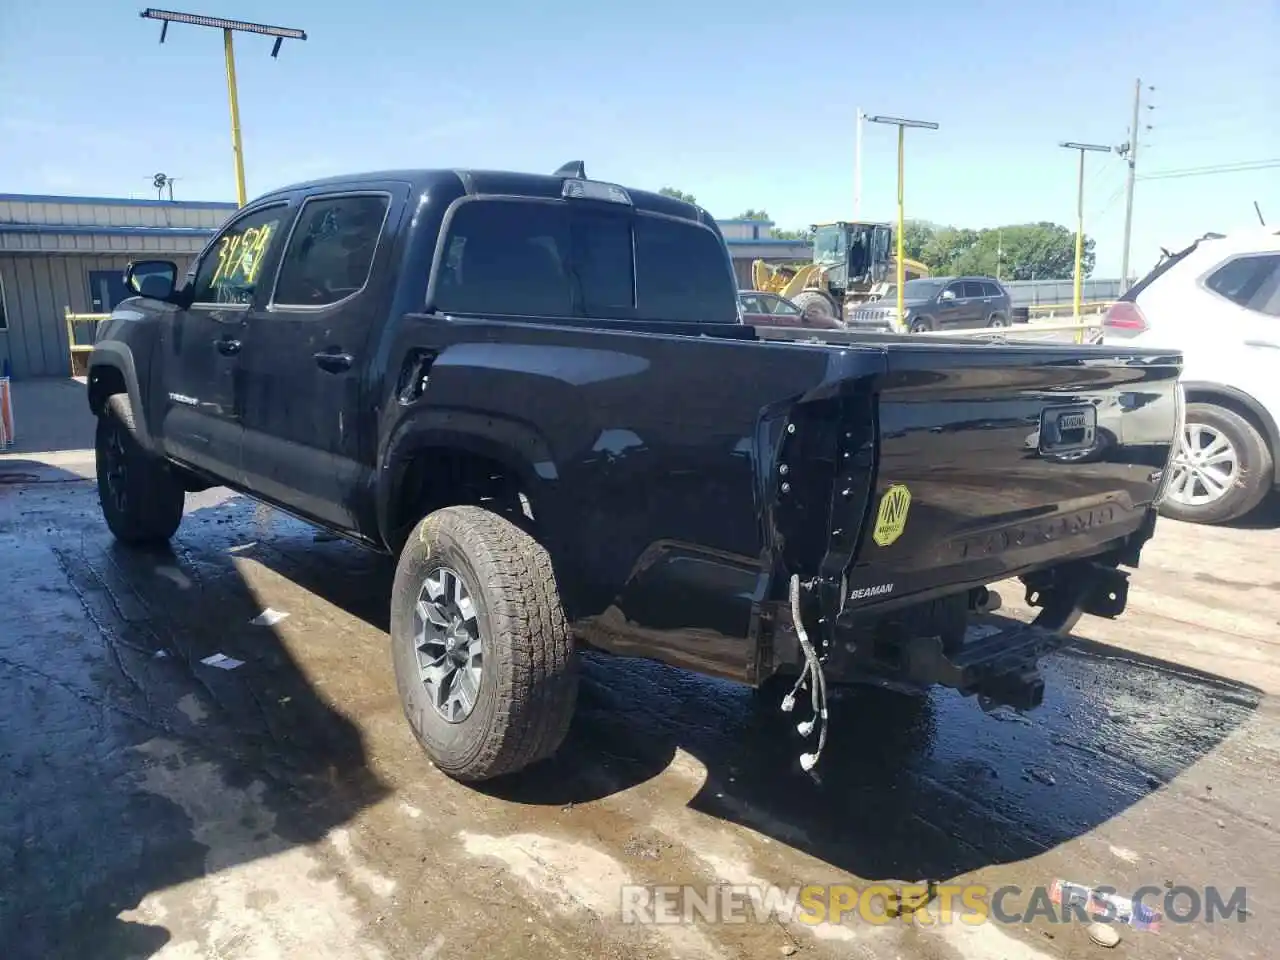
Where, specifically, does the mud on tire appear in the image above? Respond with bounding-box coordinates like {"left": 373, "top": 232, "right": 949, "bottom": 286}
{"left": 390, "top": 505, "right": 578, "bottom": 781}
{"left": 95, "top": 393, "right": 185, "bottom": 545}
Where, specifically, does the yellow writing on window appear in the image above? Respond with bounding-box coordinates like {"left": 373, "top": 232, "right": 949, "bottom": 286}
{"left": 211, "top": 221, "right": 278, "bottom": 291}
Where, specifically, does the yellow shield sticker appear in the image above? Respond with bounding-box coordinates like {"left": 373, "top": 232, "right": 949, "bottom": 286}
{"left": 872, "top": 484, "right": 912, "bottom": 546}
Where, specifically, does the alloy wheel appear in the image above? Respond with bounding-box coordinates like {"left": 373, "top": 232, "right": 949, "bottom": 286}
{"left": 413, "top": 566, "right": 483, "bottom": 723}
{"left": 1166, "top": 422, "right": 1239, "bottom": 506}
{"left": 103, "top": 423, "right": 129, "bottom": 514}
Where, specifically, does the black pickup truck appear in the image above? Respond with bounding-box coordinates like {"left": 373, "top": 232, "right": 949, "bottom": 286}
{"left": 87, "top": 163, "right": 1183, "bottom": 781}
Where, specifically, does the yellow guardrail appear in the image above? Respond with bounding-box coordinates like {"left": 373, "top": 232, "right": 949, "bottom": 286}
{"left": 65, "top": 308, "right": 110, "bottom": 377}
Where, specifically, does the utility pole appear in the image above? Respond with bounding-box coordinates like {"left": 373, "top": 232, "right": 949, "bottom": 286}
{"left": 141, "top": 9, "right": 307, "bottom": 206}
{"left": 868, "top": 115, "right": 940, "bottom": 333}
{"left": 1119, "top": 78, "right": 1143, "bottom": 291}
{"left": 853, "top": 108, "right": 864, "bottom": 220}
{"left": 1060, "top": 141, "right": 1113, "bottom": 342}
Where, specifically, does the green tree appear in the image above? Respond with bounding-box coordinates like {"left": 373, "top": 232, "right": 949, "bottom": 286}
{"left": 901, "top": 220, "right": 1093, "bottom": 280}
{"left": 658, "top": 187, "right": 697, "bottom": 203}
{"left": 989, "top": 222, "right": 1095, "bottom": 280}
{"left": 772, "top": 227, "right": 814, "bottom": 242}
{"left": 736, "top": 209, "right": 771, "bottom": 221}
{"left": 901, "top": 220, "right": 937, "bottom": 263}
{"left": 922, "top": 227, "right": 980, "bottom": 273}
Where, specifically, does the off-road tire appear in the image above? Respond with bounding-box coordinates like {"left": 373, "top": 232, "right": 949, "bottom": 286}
{"left": 1159, "top": 403, "right": 1273, "bottom": 525}
{"left": 390, "top": 505, "right": 577, "bottom": 781}
{"left": 791, "top": 290, "right": 839, "bottom": 323}
{"left": 987, "top": 313, "right": 1008, "bottom": 328}
{"left": 909, "top": 317, "right": 933, "bottom": 333}
{"left": 95, "top": 393, "right": 185, "bottom": 545}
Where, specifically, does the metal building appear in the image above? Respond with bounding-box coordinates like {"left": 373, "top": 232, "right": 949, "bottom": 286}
{"left": 717, "top": 219, "right": 812, "bottom": 289}
{"left": 0, "top": 194, "right": 236, "bottom": 378}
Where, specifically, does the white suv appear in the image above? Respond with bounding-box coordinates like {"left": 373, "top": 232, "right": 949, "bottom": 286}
{"left": 1102, "top": 229, "right": 1280, "bottom": 524}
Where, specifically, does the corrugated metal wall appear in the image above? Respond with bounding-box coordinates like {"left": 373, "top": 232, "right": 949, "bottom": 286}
{"left": 1002, "top": 277, "right": 1123, "bottom": 307}
{"left": 0, "top": 254, "right": 194, "bottom": 378}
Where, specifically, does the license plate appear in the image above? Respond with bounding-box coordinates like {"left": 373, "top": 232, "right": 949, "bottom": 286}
{"left": 1039, "top": 404, "right": 1096, "bottom": 454}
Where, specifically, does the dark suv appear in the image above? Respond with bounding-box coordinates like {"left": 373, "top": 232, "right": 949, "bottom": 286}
{"left": 848, "top": 276, "right": 1011, "bottom": 333}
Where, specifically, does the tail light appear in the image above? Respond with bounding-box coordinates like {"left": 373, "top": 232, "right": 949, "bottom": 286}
{"left": 1102, "top": 300, "right": 1148, "bottom": 333}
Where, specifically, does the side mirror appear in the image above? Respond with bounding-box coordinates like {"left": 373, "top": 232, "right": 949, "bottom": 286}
{"left": 125, "top": 260, "right": 178, "bottom": 301}
{"left": 940, "top": 289, "right": 956, "bottom": 302}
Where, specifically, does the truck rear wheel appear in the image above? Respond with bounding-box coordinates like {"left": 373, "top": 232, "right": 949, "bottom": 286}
{"left": 390, "top": 505, "right": 577, "bottom": 781}
{"left": 95, "top": 393, "right": 185, "bottom": 545}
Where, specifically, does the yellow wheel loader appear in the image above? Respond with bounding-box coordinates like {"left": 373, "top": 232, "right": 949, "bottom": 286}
{"left": 752, "top": 221, "right": 929, "bottom": 323}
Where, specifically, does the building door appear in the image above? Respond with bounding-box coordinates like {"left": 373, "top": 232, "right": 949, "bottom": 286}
{"left": 87, "top": 270, "right": 130, "bottom": 313}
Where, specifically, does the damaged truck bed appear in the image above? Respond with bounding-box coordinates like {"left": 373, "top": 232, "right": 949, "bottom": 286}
{"left": 87, "top": 162, "right": 1183, "bottom": 780}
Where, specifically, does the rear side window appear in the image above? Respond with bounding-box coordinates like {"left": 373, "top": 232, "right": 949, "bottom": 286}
{"left": 437, "top": 201, "right": 573, "bottom": 317}
{"left": 634, "top": 216, "right": 738, "bottom": 323}
{"left": 434, "top": 199, "right": 736, "bottom": 323}
{"left": 273, "top": 194, "right": 390, "bottom": 306}
{"left": 962, "top": 280, "right": 985, "bottom": 299}
{"left": 1204, "top": 254, "right": 1280, "bottom": 315}
{"left": 982, "top": 281, "right": 1003, "bottom": 298}
{"left": 193, "top": 204, "right": 286, "bottom": 305}
{"left": 1250, "top": 258, "right": 1280, "bottom": 317}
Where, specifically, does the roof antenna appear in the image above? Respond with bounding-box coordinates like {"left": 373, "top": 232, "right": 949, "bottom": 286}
{"left": 553, "top": 161, "right": 586, "bottom": 179}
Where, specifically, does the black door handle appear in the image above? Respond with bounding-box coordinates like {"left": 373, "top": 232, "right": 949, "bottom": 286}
{"left": 215, "top": 338, "right": 241, "bottom": 356}
{"left": 314, "top": 350, "right": 354, "bottom": 373}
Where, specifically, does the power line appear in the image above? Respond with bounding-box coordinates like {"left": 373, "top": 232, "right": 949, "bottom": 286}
{"left": 1087, "top": 181, "right": 1127, "bottom": 221}
{"left": 1138, "top": 158, "right": 1280, "bottom": 181}
{"left": 1083, "top": 150, "right": 1120, "bottom": 187}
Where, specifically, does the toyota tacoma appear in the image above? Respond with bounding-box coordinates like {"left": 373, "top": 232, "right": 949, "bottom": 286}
{"left": 87, "top": 162, "right": 1183, "bottom": 781}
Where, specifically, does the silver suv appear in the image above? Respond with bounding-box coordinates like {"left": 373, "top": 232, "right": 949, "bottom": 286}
{"left": 849, "top": 276, "right": 1012, "bottom": 333}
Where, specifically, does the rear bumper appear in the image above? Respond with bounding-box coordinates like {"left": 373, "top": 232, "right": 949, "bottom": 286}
{"left": 760, "top": 515, "right": 1151, "bottom": 709}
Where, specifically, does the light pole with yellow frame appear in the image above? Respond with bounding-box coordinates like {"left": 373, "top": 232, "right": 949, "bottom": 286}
{"left": 868, "top": 115, "right": 939, "bottom": 333}
{"left": 1059, "top": 140, "right": 1112, "bottom": 342}
{"left": 141, "top": 8, "right": 307, "bottom": 207}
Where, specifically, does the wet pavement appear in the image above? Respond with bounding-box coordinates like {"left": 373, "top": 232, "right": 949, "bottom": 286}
{"left": 1, "top": 473, "right": 1277, "bottom": 960}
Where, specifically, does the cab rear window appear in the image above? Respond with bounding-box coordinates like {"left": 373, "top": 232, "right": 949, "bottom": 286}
{"left": 434, "top": 199, "right": 737, "bottom": 323}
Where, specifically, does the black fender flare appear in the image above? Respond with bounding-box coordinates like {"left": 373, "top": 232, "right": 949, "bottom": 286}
{"left": 1180, "top": 380, "right": 1280, "bottom": 466}
{"left": 375, "top": 407, "right": 560, "bottom": 550}
{"left": 86, "top": 342, "right": 158, "bottom": 452}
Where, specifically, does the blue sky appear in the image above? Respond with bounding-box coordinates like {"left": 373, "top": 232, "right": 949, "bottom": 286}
{"left": 1, "top": 0, "right": 1276, "bottom": 276}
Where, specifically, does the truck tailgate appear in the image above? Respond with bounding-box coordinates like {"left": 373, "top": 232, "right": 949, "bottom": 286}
{"left": 841, "top": 342, "right": 1182, "bottom": 608}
